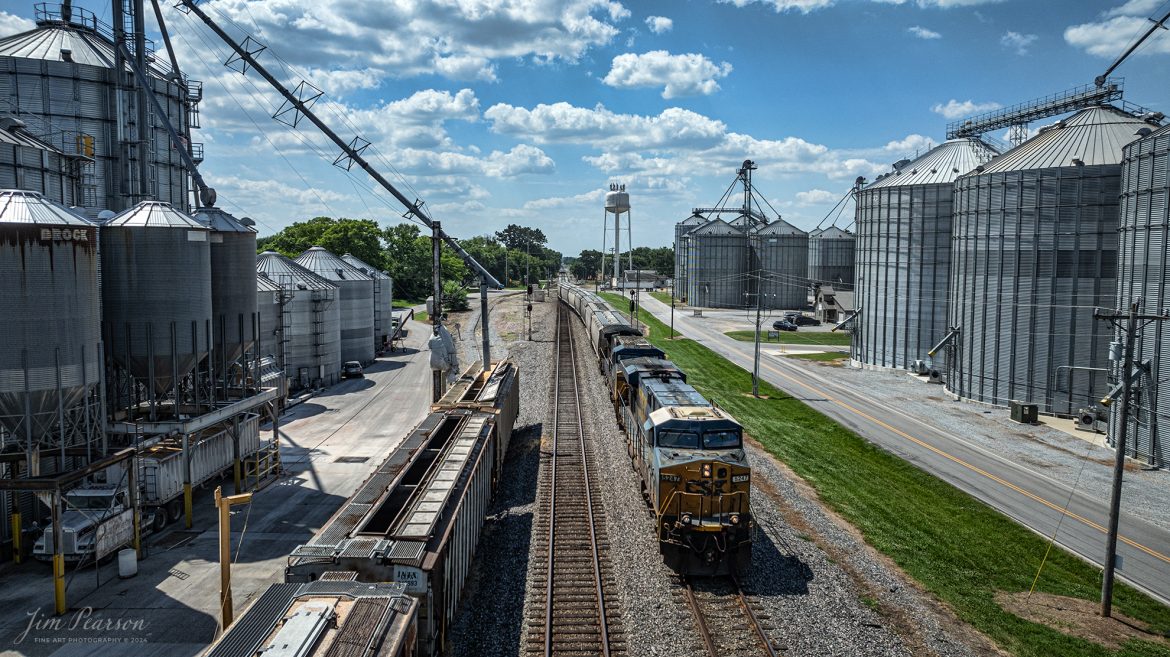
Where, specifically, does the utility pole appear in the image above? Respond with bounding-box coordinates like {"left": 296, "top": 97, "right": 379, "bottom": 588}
{"left": 432, "top": 222, "right": 443, "bottom": 402}
{"left": 1095, "top": 298, "right": 1167, "bottom": 617}
{"left": 751, "top": 280, "right": 763, "bottom": 398}
{"left": 215, "top": 486, "right": 252, "bottom": 629}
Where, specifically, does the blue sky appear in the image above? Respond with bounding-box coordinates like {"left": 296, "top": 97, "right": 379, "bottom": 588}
{"left": 1, "top": 0, "right": 1167, "bottom": 255}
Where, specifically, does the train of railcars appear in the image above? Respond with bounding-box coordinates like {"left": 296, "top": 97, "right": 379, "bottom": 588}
{"left": 202, "top": 578, "right": 418, "bottom": 657}
{"left": 557, "top": 282, "right": 752, "bottom": 575}
{"left": 286, "top": 361, "right": 519, "bottom": 657}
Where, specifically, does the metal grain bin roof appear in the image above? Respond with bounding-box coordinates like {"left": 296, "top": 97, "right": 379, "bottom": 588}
{"left": 0, "top": 189, "right": 90, "bottom": 225}
{"left": 106, "top": 200, "right": 205, "bottom": 229}
{"left": 296, "top": 246, "right": 373, "bottom": 282}
{"left": 341, "top": 253, "right": 389, "bottom": 279}
{"left": 867, "top": 138, "right": 996, "bottom": 188}
{"left": 256, "top": 273, "right": 282, "bottom": 293}
{"left": 813, "top": 226, "right": 853, "bottom": 240}
{"left": 192, "top": 206, "right": 255, "bottom": 234}
{"left": 978, "top": 105, "right": 1153, "bottom": 173}
{"left": 256, "top": 251, "right": 336, "bottom": 291}
{"left": 0, "top": 23, "right": 168, "bottom": 76}
{"left": 690, "top": 218, "right": 743, "bottom": 236}
{"left": 0, "top": 120, "right": 66, "bottom": 152}
{"left": 752, "top": 217, "right": 806, "bottom": 237}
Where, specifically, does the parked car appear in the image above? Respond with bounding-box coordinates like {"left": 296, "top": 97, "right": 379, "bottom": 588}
{"left": 342, "top": 361, "right": 364, "bottom": 378}
{"left": 772, "top": 319, "right": 798, "bottom": 332}
{"left": 785, "top": 313, "right": 821, "bottom": 326}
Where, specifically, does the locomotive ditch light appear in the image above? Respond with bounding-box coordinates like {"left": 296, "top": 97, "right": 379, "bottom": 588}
{"left": 702, "top": 463, "right": 712, "bottom": 478}
{"left": 730, "top": 513, "right": 740, "bottom": 525}
{"left": 681, "top": 513, "right": 693, "bottom": 526}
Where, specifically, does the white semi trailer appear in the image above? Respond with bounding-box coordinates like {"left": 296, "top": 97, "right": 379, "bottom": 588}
{"left": 33, "top": 414, "right": 262, "bottom": 562}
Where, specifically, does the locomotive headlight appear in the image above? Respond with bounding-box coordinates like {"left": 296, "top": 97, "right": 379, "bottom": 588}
{"left": 702, "top": 463, "right": 712, "bottom": 478}
{"left": 730, "top": 513, "right": 741, "bottom": 525}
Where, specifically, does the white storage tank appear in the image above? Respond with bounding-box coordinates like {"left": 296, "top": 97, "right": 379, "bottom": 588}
{"left": 1113, "top": 121, "right": 1170, "bottom": 466}
{"left": 342, "top": 253, "right": 394, "bottom": 352}
{"left": 853, "top": 138, "right": 995, "bottom": 369}
{"left": 296, "top": 247, "right": 375, "bottom": 365}
{"left": 948, "top": 106, "right": 1155, "bottom": 413}
{"left": 256, "top": 251, "right": 342, "bottom": 389}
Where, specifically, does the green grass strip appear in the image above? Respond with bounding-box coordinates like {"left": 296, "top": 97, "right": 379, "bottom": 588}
{"left": 786, "top": 351, "right": 850, "bottom": 362}
{"left": 725, "top": 329, "right": 852, "bottom": 346}
{"left": 596, "top": 292, "right": 1170, "bottom": 657}
{"left": 649, "top": 290, "right": 674, "bottom": 305}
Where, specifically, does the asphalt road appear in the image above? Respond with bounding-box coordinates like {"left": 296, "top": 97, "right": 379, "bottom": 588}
{"left": 638, "top": 294, "right": 1170, "bottom": 606}
{"left": 0, "top": 320, "right": 434, "bottom": 656}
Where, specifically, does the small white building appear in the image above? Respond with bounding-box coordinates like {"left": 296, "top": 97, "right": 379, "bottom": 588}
{"left": 617, "top": 269, "right": 665, "bottom": 290}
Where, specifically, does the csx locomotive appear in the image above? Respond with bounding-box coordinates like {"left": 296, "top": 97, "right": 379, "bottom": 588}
{"left": 558, "top": 281, "right": 751, "bottom": 575}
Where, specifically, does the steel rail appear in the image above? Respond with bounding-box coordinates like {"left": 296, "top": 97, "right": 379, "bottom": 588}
{"left": 683, "top": 575, "right": 777, "bottom": 657}
{"left": 543, "top": 302, "right": 612, "bottom": 657}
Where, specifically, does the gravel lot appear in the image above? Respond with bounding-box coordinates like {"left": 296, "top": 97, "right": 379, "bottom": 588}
{"left": 448, "top": 295, "right": 1000, "bottom": 656}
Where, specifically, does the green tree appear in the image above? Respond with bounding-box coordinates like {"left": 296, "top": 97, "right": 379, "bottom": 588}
{"left": 259, "top": 216, "right": 387, "bottom": 269}
{"left": 494, "top": 224, "right": 547, "bottom": 251}
{"left": 571, "top": 249, "right": 603, "bottom": 281}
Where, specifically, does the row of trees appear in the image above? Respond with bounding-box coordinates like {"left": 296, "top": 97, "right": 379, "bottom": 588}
{"left": 567, "top": 246, "right": 674, "bottom": 282}
{"left": 257, "top": 218, "right": 563, "bottom": 305}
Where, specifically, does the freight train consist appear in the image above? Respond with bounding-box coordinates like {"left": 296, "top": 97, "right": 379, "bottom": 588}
{"left": 268, "top": 361, "right": 519, "bottom": 657}
{"left": 557, "top": 282, "right": 752, "bottom": 575}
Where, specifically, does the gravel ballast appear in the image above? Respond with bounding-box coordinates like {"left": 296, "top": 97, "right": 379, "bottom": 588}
{"left": 449, "top": 295, "right": 998, "bottom": 656}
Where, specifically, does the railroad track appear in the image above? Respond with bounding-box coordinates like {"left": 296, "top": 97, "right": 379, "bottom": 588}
{"left": 526, "top": 303, "right": 624, "bottom": 657}
{"left": 680, "top": 575, "right": 778, "bottom": 657}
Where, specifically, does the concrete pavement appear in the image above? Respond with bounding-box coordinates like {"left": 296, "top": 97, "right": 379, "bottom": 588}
{"left": 638, "top": 294, "right": 1170, "bottom": 606}
{"left": 0, "top": 319, "right": 434, "bottom": 657}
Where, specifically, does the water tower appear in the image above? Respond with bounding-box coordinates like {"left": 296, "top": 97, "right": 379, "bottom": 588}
{"left": 603, "top": 184, "right": 631, "bottom": 287}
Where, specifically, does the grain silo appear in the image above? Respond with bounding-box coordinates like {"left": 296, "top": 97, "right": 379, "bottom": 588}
{"left": 0, "top": 117, "right": 80, "bottom": 205}
{"left": 296, "top": 247, "right": 375, "bottom": 365}
{"left": 853, "top": 138, "right": 995, "bottom": 369}
{"left": 255, "top": 272, "right": 283, "bottom": 364}
{"left": 752, "top": 218, "right": 809, "bottom": 309}
{"left": 101, "top": 201, "right": 210, "bottom": 405}
{"left": 256, "top": 251, "right": 341, "bottom": 389}
{"left": 808, "top": 226, "right": 855, "bottom": 289}
{"left": 674, "top": 211, "right": 707, "bottom": 300}
{"left": 192, "top": 206, "right": 258, "bottom": 373}
{"left": 685, "top": 218, "right": 747, "bottom": 308}
{"left": 948, "top": 106, "right": 1155, "bottom": 413}
{"left": 342, "top": 253, "right": 394, "bottom": 352}
{"left": 0, "top": 6, "right": 196, "bottom": 210}
{"left": 1113, "top": 122, "right": 1170, "bottom": 466}
{"left": 0, "top": 189, "right": 101, "bottom": 445}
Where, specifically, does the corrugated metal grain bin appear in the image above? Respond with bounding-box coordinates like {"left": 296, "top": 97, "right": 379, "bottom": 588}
{"left": 0, "top": 11, "right": 192, "bottom": 210}
{"left": 0, "top": 120, "right": 80, "bottom": 205}
{"left": 674, "top": 212, "right": 707, "bottom": 301}
{"left": 255, "top": 272, "right": 283, "bottom": 363}
{"left": 256, "top": 251, "right": 341, "bottom": 389}
{"left": 192, "top": 207, "right": 257, "bottom": 367}
{"left": 752, "top": 218, "right": 809, "bottom": 309}
{"left": 685, "top": 218, "right": 747, "bottom": 308}
{"left": 947, "top": 106, "right": 1153, "bottom": 413}
{"left": 342, "top": 253, "right": 394, "bottom": 352}
{"left": 1111, "top": 121, "right": 1170, "bottom": 466}
{"left": 101, "top": 201, "right": 210, "bottom": 394}
{"left": 808, "top": 226, "right": 855, "bottom": 288}
{"left": 296, "top": 246, "right": 375, "bottom": 365}
{"left": 854, "top": 138, "right": 995, "bottom": 369}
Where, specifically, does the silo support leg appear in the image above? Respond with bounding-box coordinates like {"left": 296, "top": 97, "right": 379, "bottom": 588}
{"left": 183, "top": 484, "right": 193, "bottom": 529}
{"left": 233, "top": 460, "right": 241, "bottom": 495}
{"left": 11, "top": 512, "right": 20, "bottom": 564}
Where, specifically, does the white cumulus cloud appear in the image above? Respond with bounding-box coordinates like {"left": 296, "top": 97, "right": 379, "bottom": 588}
{"left": 602, "top": 51, "right": 733, "bottom": 98}
{"left": 931, "top": 99, "right": 1001, "bottom": 120}
{"left": 908, "top": 25, "right": 942, "bottom": 39}
{"left": 1066, "top": 1, "right": 1170, "bottom": 58}
{"left": 1001, "top": 31, "right": 1038, "bottom": 55}
{"left": 795, "top": 189, "right": 837, "bottom": 204}
{"left": 0, "top": 11, "right": 35, "bottom": 35}
{"left": 645, "top": 16, "right": 673, "bottom": 33}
